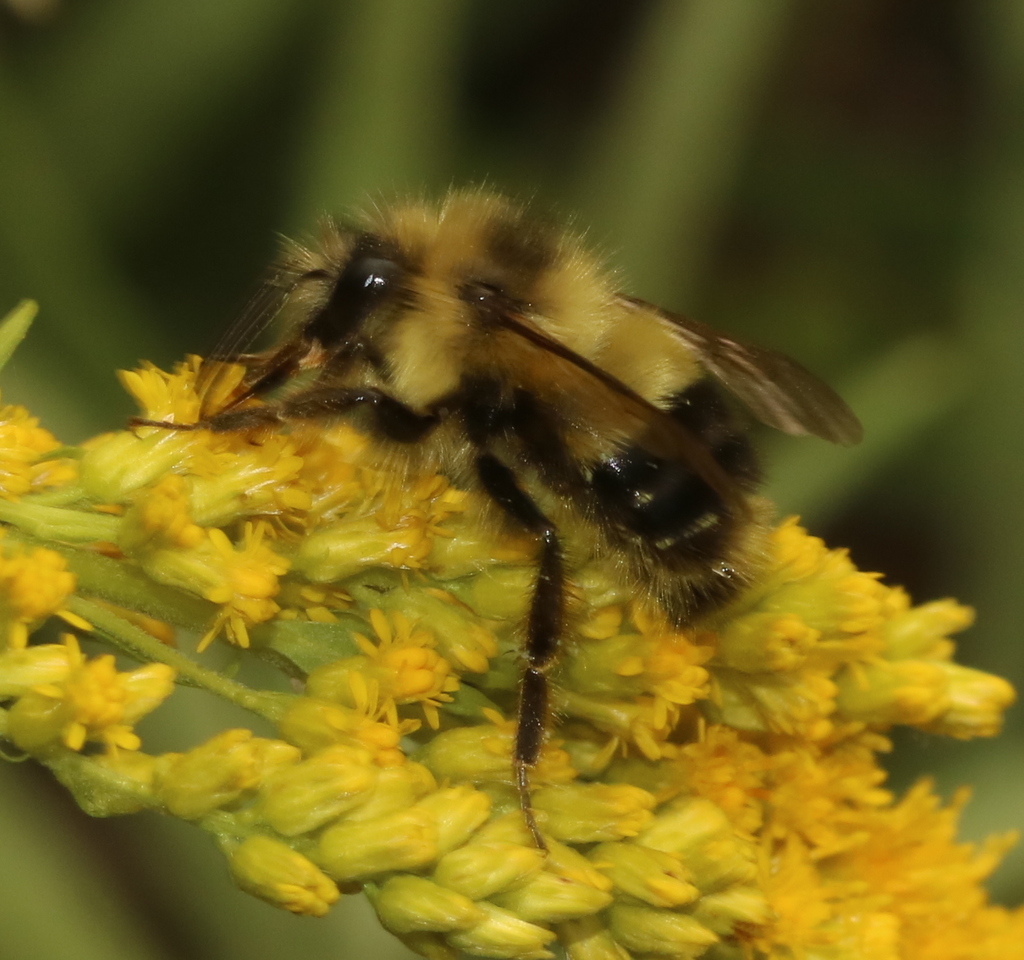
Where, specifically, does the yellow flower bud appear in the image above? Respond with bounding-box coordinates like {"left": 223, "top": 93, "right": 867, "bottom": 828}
{"left": 155, "top": 730, "right": 299, "bottom": 819}
{"left": 316, "top": 807, "right": 438, "bottom": 880}
{"left": 491, "top": 869, "right": 613, "bottom": 924}
{"left": 557, "top": 916, "right": 631, "bottom": 960}
{"left": 276, "top": 696, "right": 403, "bottom": 759}
{"left": 636, "top": 798, "right": 757, "bottom": 892}
{"left": 589, "top": 842, "right": 698, "bottom": 908}
{"left": 373, "top": 874, "right": 484, "bottom": 933}
{"left": 533, "top": 783, "right": 655, "bottom": 843}
{"left": 258, "top": 744, "right": 379, "bottom": 835}
{"left": 716, "top": 611, "right": 820, "bottom": 672}
{"left": 919, "top": 662, "right": 1016, "bottom": 739}
{"left": 689, "top": 884, "right": 771, "bottom": 935}
{"left": 881, "top": 596, "right": 973, "bottom": 659}
{"left": 349, "top": 762, "right": 437, "bottom": 821}
{"left": 228, "top": 834, "right": 339, "bottom": 917}
{"left": 6, "top": 689, "right": 73, "bottom": 752}
{"left": 445, "top": 901, "right": 557, "bottom": 960}
{"left": 413, "top": 785, "right": 492, "bottom": 854}
{"left": 606, "top": 903, "right": 718, "bottom": 957}
{"left": 0, "top": 642, "right": 70, "bottom": 696}
{"left": 434, "top": 841, "right": 546, "bottom": 900}
{"left": 836, "top": 660, "right": 949, "bottom": 727}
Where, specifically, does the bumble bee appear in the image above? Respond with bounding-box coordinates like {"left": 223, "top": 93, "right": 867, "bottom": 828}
{"left": 137, "top": 189, "right": 861, "bottom": 847}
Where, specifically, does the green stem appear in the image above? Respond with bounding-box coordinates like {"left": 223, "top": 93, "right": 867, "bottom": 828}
{"left": 0, "top": 498, "right": 120, "bottom": 542}
{"left": 67, "top": 596, "right": 292, "bottom": 723}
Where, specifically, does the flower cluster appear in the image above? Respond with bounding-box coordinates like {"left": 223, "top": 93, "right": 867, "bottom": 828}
{"left": 0, "top": 302, "right": 1019, "bottom": 959}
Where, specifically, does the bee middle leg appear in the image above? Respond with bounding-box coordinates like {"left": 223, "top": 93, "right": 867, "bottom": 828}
{"left": 475, "top": 452, "right": 565, "bottom": 850}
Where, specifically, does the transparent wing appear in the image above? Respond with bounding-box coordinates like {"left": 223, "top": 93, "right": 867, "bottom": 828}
{"left": 618, "top": 296, "right": 863, "bottom": 446}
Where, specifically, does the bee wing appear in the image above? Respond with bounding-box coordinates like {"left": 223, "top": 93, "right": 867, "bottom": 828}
{"left": 496, "top": 313, "right": 753, "bottom": 518}
{"left": 192, "top": 267, "right": 302, "bottom": 416}
{"left": 618, "top": 296, "right": 863, "bottom": 446}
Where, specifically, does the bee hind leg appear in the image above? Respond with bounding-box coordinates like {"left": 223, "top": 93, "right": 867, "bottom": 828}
{"left": 475, "top": 453, "right": 565, "bottom": 851}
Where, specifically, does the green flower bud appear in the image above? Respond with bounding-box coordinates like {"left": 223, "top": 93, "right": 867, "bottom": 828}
{"left": 434, "top": 841, "right": 546, "bottom": 900}
{"left": 589, "top": 841, "right": 698, "bottom": 908}
{"left": 258, "top": 744, "right": 379, "bottom": 835}
{"left": 445, "top": 901, "right": 557, "bottom": 960}
{"left": 373, "top": 874, "right": 484, "bottom": 933}
{"left": 533, "top": 783, "right": 655, "bottom": 843}
{"left": 228, "top": 834, "right": 339, "bottom": 917}
{"left": 316, "top": 807, "right": 438, "bottom": 880}
{"left": 606, "top": 903, "right": 718, "bottom": 957}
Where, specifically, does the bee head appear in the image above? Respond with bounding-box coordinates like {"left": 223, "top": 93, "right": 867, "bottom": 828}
{"left": 303, "top": 233, "right": 404, "bottom": 350}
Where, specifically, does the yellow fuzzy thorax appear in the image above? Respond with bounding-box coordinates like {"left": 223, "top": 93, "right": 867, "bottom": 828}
{"left": 0, "top": 341, "right": 1019, "bottom": 960}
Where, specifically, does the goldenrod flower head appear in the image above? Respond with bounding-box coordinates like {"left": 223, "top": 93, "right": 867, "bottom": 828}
{"left": 0, "top": 344, "right": 1020, "bottom": 960}
{"left": 0, "top": 535, "right": 76, "bottom": 650}
{"left": 0, "top": 397, "right": 76, "bottom": 499}
{"left": 6, "top": 634, "right": 175, "bottom": 753}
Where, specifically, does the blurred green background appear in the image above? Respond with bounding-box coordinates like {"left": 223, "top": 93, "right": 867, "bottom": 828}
{"left": 1, "top": 1, "right": 1023, "bottom": 957}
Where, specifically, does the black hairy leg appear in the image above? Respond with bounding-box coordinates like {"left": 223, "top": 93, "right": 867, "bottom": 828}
{"left": 132, "top": 386, "right": 439, "bottom": 443}
{"left": 475, "top": 452, "right": 565, "bottom": 850}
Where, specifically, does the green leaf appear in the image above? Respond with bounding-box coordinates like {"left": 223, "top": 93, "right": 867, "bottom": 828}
{"left": 0, "top": 299, "right": 37, "bottom": 373}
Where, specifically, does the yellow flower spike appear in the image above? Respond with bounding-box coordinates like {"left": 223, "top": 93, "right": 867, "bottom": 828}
{"left": 532, "top": 783, "right": 655, "bottom": 843}
{"left": 4, "top": 338, "right": 1023, "bottom": 958}
{"left": 444, "top": 901, "right": 558, "bottom": 960}
{"left": 227, "top": 835, "right": 340, "bottom": 918}
{"left": 315, "top": 806, "right": 439, "bottom": 881}
{"left": 0, "top": 538, "right": 77, "bottom": 651}
{"left": 606, "top": 903, "right": 718, "bottom": 958}
{"left": 257, "top": 744, "right": 380, "bottom": 836}
{"left": 588, "top": 841, "right": 699, "bottom": 908}
{"left": 556, "top": 916, "right": 631, "bottom": 960}
{"left": 154, "top": 729, "right": 300, "bottom": 820}
{"left": 373, "top": 874, "right": 485, "bottom": 934}
{"left": 413, "top": 785, "right": 493, "bottom": 854}
{"left": 433, "top": 842, "right": 547, "bottom": 901}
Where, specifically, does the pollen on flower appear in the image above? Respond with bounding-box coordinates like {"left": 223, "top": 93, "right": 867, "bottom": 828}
{"left": 6, "top": 634, "right": 175, "bottom": 753}
{"left": 0, "top": 397, "right": 76, "bottom": 499}
{"left": 0, "top": 534, "right": 77, "bottom": 650}
{"left": 119, "top": 359, "right": 206, "bottom": 425}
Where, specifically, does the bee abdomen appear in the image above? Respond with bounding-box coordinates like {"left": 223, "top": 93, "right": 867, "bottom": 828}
{"left": 589, "top": 379, "right": 758, "bottom": 558}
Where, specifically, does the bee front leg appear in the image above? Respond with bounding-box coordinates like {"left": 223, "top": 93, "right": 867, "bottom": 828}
{"left": 475, "top": 452, "right": 565, "bottom": 851}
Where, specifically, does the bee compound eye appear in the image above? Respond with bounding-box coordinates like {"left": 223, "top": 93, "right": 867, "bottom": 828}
{"left": 307, "top": 250, "right": 402, "bottom": 348}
